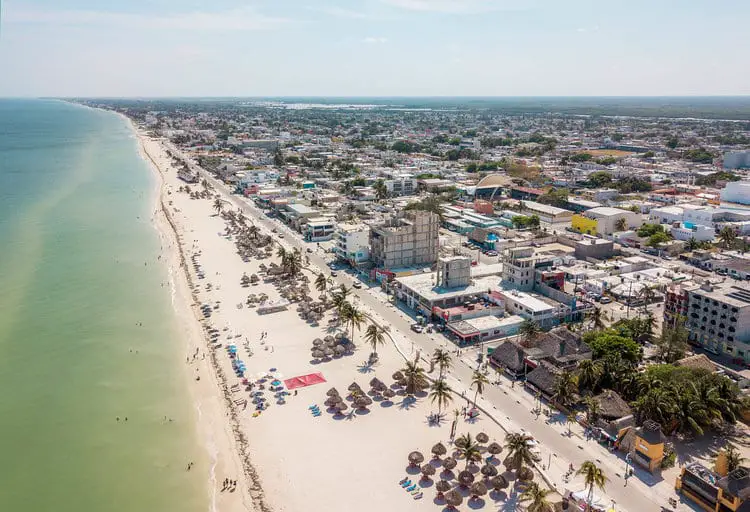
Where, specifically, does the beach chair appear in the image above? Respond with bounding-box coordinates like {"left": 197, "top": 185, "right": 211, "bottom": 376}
{"left": 413, "top": 493, "right": 423, "bottom": 500}
{"left": 400, "top": 480, "right": 411, "bottom": 487}
{"left": 406, "top": 484, "right": 417, "bottom": 492}
{"left": 308, "top": 405, "right": 318, "bottom": 410}
{"left": 399, "top": 477, "right": 409, "bottom": 485}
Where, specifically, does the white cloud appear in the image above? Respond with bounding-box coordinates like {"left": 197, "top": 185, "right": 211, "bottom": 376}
{"left": 362, "top": 37, "right": 388, "bottom": 44}
{"left": 4, "top": 4, "right": 291, "bottom": 31}
{"left": 314, "top": 6, "right": 369, "bottom": 19}
{"left": 380, "top": 0, "right": 532, "bottom": 14}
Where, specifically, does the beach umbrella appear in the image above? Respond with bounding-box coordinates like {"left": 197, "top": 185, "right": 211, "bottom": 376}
{"left": 517, "top": 466, "right": 534, "bottom": 483}
{"left": 391, "top": 371, "right": 404, "bottom": 381}
{"left": 408, "top": 451, "right": 425, "bottom": 467}
{"left": 333, "top": 345, "right": 345, "bottom": 356}
{"left": 348, "top": 382, "right": 361, "bottom": 392}
{"left": 324, "top": 397, "right": 340, "bottom": 408}
{"left": 323, "top": 347, "right": 334, "bottom": 357}
{"left": 326, "top": 339, "right": 337, "bottom": 348}
{"left": 382, "top": 389, "right": 396, "bottom": 399}
{"left": 442, "top": 457, "right": 458, "bottom": 471}
{"left": 369, "top": 377, "right": 381, "bottom": 388}
{"left": 324, "top": 335, "right": 335, "bottom": 342}
{"left": 454, "top": 437, "right": 468, "bottom": 449}
{"left": 354, "top": 396, "right": 370, "bottom": 410}
{"left": 420, "top": 464, "right": 436, "bottom": 479}
{"left": 458, "top": 470, "right": 475, "bottom": 487}
{"left": 431, "top": 442, "right": 447, "bottom": 459}
{"left": 487, "top": 442, "right": 502, "bottom": 458}
{"left": 490, "top": 475, "right": 509, "bottom": 491}
{"left": 476, "top": 432, "right": 489, "bottom": 444}
{"left": 313, "top": 338, "right": 324, "bottom": 346}
{"left": 470, "top": 481, "right": 488, "bottom": 499}
{"left": 312, "top": 349, "right": 325, "bottom": 359}
{"left": 480, "top": 464, "right": 498, "bottom": 479}
{"left": 436, "top": 480, "right": 452, "bottom": 495}
{"left": 326, "top": 387, "right": 340, "bottom": 397}
{"left": 445, "top": 490, "right": 463, "bottom": 509}
{"left": 334, "top": 332, "right": 345, "bottom": 340}
{"left": 335, "top": 402, "right": 349, "bottom": 413}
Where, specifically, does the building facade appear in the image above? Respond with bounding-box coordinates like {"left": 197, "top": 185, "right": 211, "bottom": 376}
{"left": 333, "top": 224, "right": 370, "bottom": 265}
{"left": 369, "top": 211, "right": 440, "bottom": 270}
{"left": 686, "top": 282, "right": 750, "bottom": 361}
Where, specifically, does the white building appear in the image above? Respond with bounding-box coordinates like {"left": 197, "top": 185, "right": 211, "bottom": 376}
{"left": 304, "top": 218, "right": 336, "bottom": 242}
{"left": 670, "top": 223, "right": 716, "bottom": 242}
{"left": 723, "top": 151, "right": 750, "bottom": 170}
{"left": 721, "top": 182, "right": 750, "bottom": 205}
{"left": 649, "top": 205, "right": 684, "bottom": 225}
{"left": 333, "top": 223, "right": 370, "bottom": 265}
{"left": 585, "top": 207, "right": 642, "bottom": 235}
{"left": 520, "top": 201, "right": 574, "bottom": 224}
{"left": 384, "top": 174, "right": 417, "bottom": 197}
{"left": 498, "top": 289, "right": 566, "bottom": 328}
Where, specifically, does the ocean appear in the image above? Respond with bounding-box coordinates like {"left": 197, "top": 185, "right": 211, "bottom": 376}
{"left": 0, "top": 100, "right": 206, "bottom": 511}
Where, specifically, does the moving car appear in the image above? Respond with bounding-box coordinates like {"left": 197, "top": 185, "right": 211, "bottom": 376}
{"left": 411, "top": 324, "right": 424, "bottom": 333}
{"left": 600, "top": 296, "right": 613, "bottom": 304}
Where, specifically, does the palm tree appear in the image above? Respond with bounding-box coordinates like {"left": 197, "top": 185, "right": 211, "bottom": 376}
{"left": 429, "top": 378, "right": 453, "bottom": 417}
{"left": 686, "top": 237, "right": 699, "bottom": 251}
{"left": 566, "top": 412, "right": 577, "bottom": 436}
{"left": 432, "top": 348, "right": 453, "bottom": 378}
{"left": 285, "top": 248, "right": 302, "bottom": 277}
{"left": 584, "top": 396, "right": 601, "bottom": 424}
{"left": 575, "top": 461, "right": 608, "bottom": 511}
{"left": 552, "top": 370, "right": 577, "bottom": 409}
{"left": 213, "top": 197, "right": 224, "bottom": 215}
{"left": 723, "top": 444, "right": 746, "bottom": 473}
{"left": 656, "top": 324, "right": 689, "bottom": 363}
{"left": 341, "top": 302, "right": 365, "bottom": 345}
{"left": 633, "top": 387, "right": 673, "bottom": 426}
{"left": 719, "top": 226, "right": 737, "bottom": 248}
{"left": 672, "top": 386, "right": 708, "bottom": 436}
{"left": 363, "top": 323, "right": 386, "bottom": 357}
{"left": 401, "top": 359, "right": 427, "bottom": 396}
{"left": 614, "top": 217, "right": 627, "bottom": 232}
{"left": 331, "top": 284, "right": 352, "bottom": 317}
{"left": 519, "top": 482, "right": 553, "bottom": 512}
{"left": 456, "top": 433, "right": 482, "bottom": 469}
{"left": 374, "top": 179, "right": 388, "bottom": 201}
{"left": 504, "top": 432, "right": 540, "bottom": 471}
{"left": 247, "top": 224, "right": 260, "bottom": 240}
{"left": 586, "top": 307, "right": 605, "bottom": 331}
{"left": 470, "top": 370, "right": 489, "bottom": 407}
{"left": 315, "top": 272, "right": 328, "bottom": 293}
{"left": 577, "top": 360, "right": 603, "bottom": 393}
{"left": 519, "top": 319, "right": 541, "bottom": 346}
{"left": 276, "top": 245, "right": 287, "bottom": 260}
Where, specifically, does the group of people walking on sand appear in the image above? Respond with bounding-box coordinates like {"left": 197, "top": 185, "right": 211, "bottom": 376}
{"left": 221, "top": 478, "right": 237, "bottom": 492}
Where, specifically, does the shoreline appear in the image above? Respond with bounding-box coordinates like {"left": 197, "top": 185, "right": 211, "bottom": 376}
{"left": 120, "top": 113, "right": 261, "bottom": 512}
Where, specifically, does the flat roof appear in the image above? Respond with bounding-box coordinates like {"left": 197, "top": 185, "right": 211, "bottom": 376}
{"left": 501, "top": 290, "right": 556, "bottom": 312}
{"left": 286, "top": 203, "right": 318, "bottom": 215}
{"left": 587, "top": 206, "right": 631, "bottom": 217}
{"left": 397, "top": 274, "right": 499, "bottom": 303}
{"left": 522, "top": 200, "right": 572, "bottom": 216}
{"left": 467, "top": 314, "right": 525, "bottom": 331}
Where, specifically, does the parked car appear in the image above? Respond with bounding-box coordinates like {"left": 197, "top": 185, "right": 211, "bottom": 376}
{"left": 330, "top": 271, "right": 338, "bottom": 277}
{"left": 411, "top": 324, "right": 424, "bottom": 333}
{"left": 600, "top": 296, "right": 613, "bottom": 304}
{"left": 352, "top": 282, "right": 362, "bottom": 289}
{"left": 486, "top": 250, "right": 498, "bottom": 256}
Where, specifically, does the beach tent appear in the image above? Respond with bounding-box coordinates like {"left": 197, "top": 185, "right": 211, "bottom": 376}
{"left": 284, "top": 372, "right": 326, "bottom": 390}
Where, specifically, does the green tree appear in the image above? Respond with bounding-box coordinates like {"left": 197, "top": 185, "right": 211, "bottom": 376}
{"left": 686, "top": 237, "right": 699, "bottom": 251}
{"left": 723, "top": 444, "right": 746, "bottom": 473}
{"left": 429, "top": 378, "right": 453, "bottom": 418}
{"left": 519, "top": 482, "right": 553, "bottom": 512}
{"left": 404, "top": 196, "right": 444, "bottom": 219}
{"left": 519, "top": 319, "right": 541, "bottom": 345}
{"left": 363, "top": 323, "right": 387, "bottom": 357}
{"left": 576, "top": 461, "right": 608, "bottom": 511}
{"left": 504, "top": 432, "right": 541, "bottom": 471}
{"left": 584, "top": 331, "right": 642, "bottom": 364}
{"left": 648, "top": 231, "right": 671, "bottom": 247}
{"left": 340, "top": 302, "right": 365, "bottom": 345}
{"left": 586, "top": 171, "right": 613, "bottom": 188}
{"left": 656, "top": 323, "right": 689, "bottom": 363}
{"left": 431, "top": 348, "right": 453, "bottom": 379}
{"left": 401, "top": 359, "right": 428, "bottom": 396}
{"left": 552, "top": 370, "right": 578, "bottom": 408}
{"left": 373, "top": 179, "right": 388, "bottom": 201}
{"left": 315, "top": 272, "right": 328, "bottom": 294}
{"left": 584, "top": 396, "right": 602, "bottom": 424}
{"left": 213, "top": 197, "right": 224, "bottom": 215}
{"left": 470, "top": 370, "right": 489, "bottom": 407}
{"left": 719, "top": 226, "right": 738, "bottom": 248}
{"left": 614, "top": 217, "right": 627, "bottom": 232}
{"left": 577, "top": 360, "right": 603, "bottom": 393}
{"left": 273, "top": 149, "right": 285, "bottom": 166}
{"left": 456, "top": 433, "right": 482, "bottom": 469}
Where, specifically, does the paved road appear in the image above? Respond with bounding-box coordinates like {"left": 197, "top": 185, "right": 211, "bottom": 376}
{"left": 170, "top": 142, "right": 688, "bottom": 512}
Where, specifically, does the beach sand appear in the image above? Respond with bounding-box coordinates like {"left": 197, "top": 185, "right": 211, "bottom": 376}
{"left": 132, "top": 124, "right": 528, "bottom": 512}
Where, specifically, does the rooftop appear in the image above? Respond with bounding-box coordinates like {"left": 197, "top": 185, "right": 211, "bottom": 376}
{"left": 587, "top": 206, "right": 632, "bottom": 218}
{"left": 396, "top": 273, "right": 499, "bottom": 303}
{"left": 522, "top": 200, "right": 572, "bottom": 216}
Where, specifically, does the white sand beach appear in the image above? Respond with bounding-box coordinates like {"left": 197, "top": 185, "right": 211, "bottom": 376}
{"left": 133, "top": 124, "right": 544, "bottom": 512}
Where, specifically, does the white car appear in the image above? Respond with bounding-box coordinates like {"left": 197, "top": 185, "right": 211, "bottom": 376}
{"left": 411, "top": 324, "right": 424, "bottom": 333}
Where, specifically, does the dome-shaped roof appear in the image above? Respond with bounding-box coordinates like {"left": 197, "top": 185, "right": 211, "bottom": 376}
{"left": 476, "top": 174, "right": 510, "bottom": 188}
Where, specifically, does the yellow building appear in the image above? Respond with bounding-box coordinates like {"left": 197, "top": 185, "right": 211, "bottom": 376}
{"left": 616, "top": 420, "right": 665, "bottom": 473}
{"left": 676, "top": 464, "right": 750, "bottom": 512}
{"left": 572, "top": 214, "right": 598, "bottom": 235}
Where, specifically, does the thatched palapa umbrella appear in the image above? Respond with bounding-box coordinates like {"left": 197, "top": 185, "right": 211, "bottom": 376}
{"left": 323, "top": 347, "right": 334, "bottom": 357}
{"left": 445, "top": 490, "right": 463, "bottom": 510}
{"left": 470, "top": 481, "right": 488, "bottom": 499}
{"left": 431, "top": 442, "right": 447, "bottom": 459}
{"left": 476, "top": 432, "right": 489, "bottom": 444}
{"left": 517, "top": 466, "right": 534, "bottom": 483}
{"left": 335, "top": 402, "right": 349, "bottom": 414}
{"left": 435, "top": 479, "right": 451, "bottom": 499}
{"left": 420, "top": 464, "right": 436, "bottom": 480}
{"left": 458, "top": 470, "right": 475, "bottom": 487}
{"left": 311, "top": 349, "right": 325, "bottom": 359}
{"left": 382, "top": 388, "right": 396, "bottom": 400}
{"left": 326, "top": 387, "right": 340, "bottom": 397}
{"left": 313, "top": 338, "right": 324, "bottom": 346}
{"left": 347, "top": 382, "right": 361, "bottom": 392}
{"left": 408, "top": 451, "right": 425, "bottom": 467}
{"left": 490, "top": 475, "right": 508, "bottom": 492}
{"left": 334, "top": 345, "right": 345, "bottom": 356}
{"left": 454, "top": 437, "right": 468, "bottom": 449}
{"left": 324, "top": 396, "right": 340, "bottom": 408}
{"left": 392, "top": 371, "right": 404, "bottom": 381}
{"left": 487, "top": 442, "right": 502, "bottom": 460}
{"left": 442, "top": 457, "right": 457, "bottom": 471}
{"left": 481, "top": 464, "right": 498, "bottom": 479}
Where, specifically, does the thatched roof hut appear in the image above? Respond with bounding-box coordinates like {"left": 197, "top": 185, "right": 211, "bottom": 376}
{"left": 593, "top": 389, "right": 632, "bottom": 421}
{"left": 445, "top": 490, "right": 463, "bottom": 508}
{"left": 487, "top": 442, "right": 502, "bottom": 457}
{"left": 432, "top": 442, "right": 447, "bottom": 458}
{"left": 470, "top": 481, "right": 488, "bottom": 498}
{"left": 421, "top": 464, "right": 436, "bottom": 478}
{"left": 408, "top": 451, "right": 425, "bottom": 466}
{"left": 517, "top": 466, "right": 534, "bottom": 482}
{"left": 481, "top": 464, "right": 498, "bottom": 478}
{"left": 436, "top": 479, "right": 451, "bottom": 494}
{"left": 490, "top": 475, "right": 508, "bottom": 491}
{"left": 442, "top": 457, "right": 457, "bottom": 470}
{"left": 458, "top": 470, "right": 475, "bottom": 487}
{"left": 476, "top": 432, "right": 489, "bottom": 444}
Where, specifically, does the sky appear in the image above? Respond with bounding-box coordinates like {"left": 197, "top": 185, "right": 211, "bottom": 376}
{"left": 1, "top": 0, "right": 748, "bottom": 97}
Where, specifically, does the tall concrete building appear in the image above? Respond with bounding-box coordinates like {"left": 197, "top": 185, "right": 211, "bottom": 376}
{"left": 686, "top": 282, "right": 750, "bottom": 362}
{"left": 435, "top": 256, "right": 472, "bottom": 289}
{"left": 369, "top": 211, "right": 440, "bottom": 270}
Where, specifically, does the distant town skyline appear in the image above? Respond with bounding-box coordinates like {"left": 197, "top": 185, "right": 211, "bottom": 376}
{"left": 1, "top": 0, "right": 749, "bottom": 97}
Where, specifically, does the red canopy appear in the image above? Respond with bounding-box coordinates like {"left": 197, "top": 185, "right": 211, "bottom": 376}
{"left": 284, "top": 372, "right": 326, "bottom": 390}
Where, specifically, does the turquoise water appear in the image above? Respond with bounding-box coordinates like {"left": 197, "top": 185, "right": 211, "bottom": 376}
{"left": 0, "top": 100, "right": 206, "bottom": 511}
